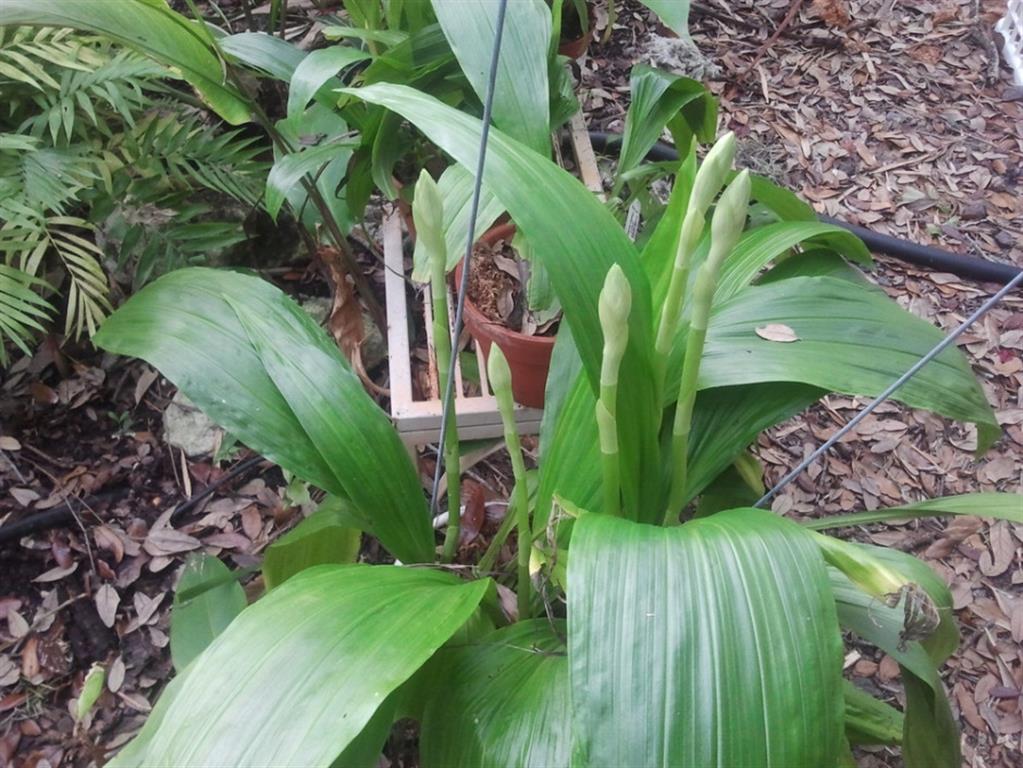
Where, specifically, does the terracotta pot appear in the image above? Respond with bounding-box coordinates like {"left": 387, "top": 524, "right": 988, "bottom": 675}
{"left": 557, "top": 4, "right": 593, "bottom": 60}
{"left": 454, "top": 223, "right": 555, "bottom": 409}
{"left": 558, "top": 32, "right": 590, "bottom": 60}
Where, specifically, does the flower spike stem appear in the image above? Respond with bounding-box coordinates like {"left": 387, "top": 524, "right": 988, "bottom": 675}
{"left": 664, "top": 171, "right": 751, "bottom": 524}
{"left": 414, "top": 172, "right": 462, "bottom": 561}
{"left": 596, "top": 265, "right": 632, "bottom": 517}
{"left": 653, "top": 133, "right": 736, "bottom": 388}
{"left": 487, "top": 344, "right": 532, "bottom": 619}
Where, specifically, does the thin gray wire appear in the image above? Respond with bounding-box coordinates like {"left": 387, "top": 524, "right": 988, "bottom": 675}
{"left": 430, "top": 0, "right": 510, "bottom": 515}
{"left": 754, "top": 268, "right": 1023, "bottom": 509}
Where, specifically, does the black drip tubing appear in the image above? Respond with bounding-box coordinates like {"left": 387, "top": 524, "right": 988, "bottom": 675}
{"left": 587, "top": 131, "right": 1022, "bottom": 285}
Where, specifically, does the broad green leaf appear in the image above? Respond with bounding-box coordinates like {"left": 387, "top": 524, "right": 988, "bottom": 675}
{"left": 830, "top": 566, "right": 960, "bottom": 768}
{"left": 0, "top": 0, "right": 251, "bottom": 124}
{"left": 287, "top": 45, "right": 371, "bottom": 119}
{"left": 637, "top": 0, "right": 691, "bottom": 39}
{"left": 843, "top": 681, "right": 903, "bottom": 746}
{"left": 321, "top": 24, "right": 408, "bottom": 48}
{"left": 618, "top": 65, "right": 715, "bottom": 180}
{"left": 265, "top": 139, "right": 357, "bottom": 219}
{"left": 805, "top": 492, "right": 1022, "bottom": 530}
{"left": 569, "top": 509, "right": 845, "bottom": 767}
{"left": 716, "top": 222, "right": 871, "bottom": 301}
{"left": 685, "top": 383, "right": 822, "bottom": 504}
{"left": 228, "top": 296, "right": 432, "bottom": 564}
{"left": 169, "top": 553, "right": 246, "bottom": 672}
{"left": 432, "top": 0, "right": 552, "bottom": 155}
{"left": 420, "top": 620, "right": 571, "bottom": 768}
{"left": 667, "top": 276, "right": 999, "bottom": 449}
{"left": 112, "top": 564, "right": 488, "bottom": 767}
{"left": 537, "top": 380, "right": 822, "bottom": 527}
{"left": 94, "top": 268, "right": 434, "bottom": 563}
{"left": 274, "top": 105, "right": 353, "bottom": 233}
{"left": 746, "top": 172, "right": 817, "bottom": 222}
{"left": 411, "top": 165, "right": 504, "bottom": 282}
{"left": 219, "top": 31, "right": 305, "bottom": 81}
{"left": 262, "top": 499, "right": 361, "bottom": 590}
{"left": 346, "top": 83, "right": 663, "bottom": 517}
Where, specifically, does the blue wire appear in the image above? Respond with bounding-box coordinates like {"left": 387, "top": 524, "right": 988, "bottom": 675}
{"left": 430, "top": 0, "right": 511, "bottom": 516}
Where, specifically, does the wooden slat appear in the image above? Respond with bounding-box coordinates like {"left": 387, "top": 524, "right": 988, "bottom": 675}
{"left": 568, "top": 111, "right": 605, "bottom": 200}
{"left": 383, "top": 210, "right": 414, "bottom": 414}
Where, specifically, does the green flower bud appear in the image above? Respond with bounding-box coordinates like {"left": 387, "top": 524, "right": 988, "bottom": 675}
{"left": 707, "top": 170, "right": 751, "bottom": 270}
{"left": 689, "top": 131, "right": 737, "bottom": 220}
{"left": 412, "top": 169, "right": 445, "bottom": 271}
{"left": 598, "top": 264, "right": 632, "bottom": 387}
{"left": 487, "top": 342, "right": 514, "bottom": 412}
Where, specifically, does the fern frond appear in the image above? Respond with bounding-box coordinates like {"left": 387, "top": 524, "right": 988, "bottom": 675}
{"left": 43, "top": 218, "right": 112, "bottom": 339}
{"left": 117, "top": 113, "right": 267, "bottom": 207}
{"left": 0, "top": 263, "right": 54, "bottom": 366}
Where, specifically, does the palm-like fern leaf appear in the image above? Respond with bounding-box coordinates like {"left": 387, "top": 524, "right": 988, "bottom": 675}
{"left": 116, "top": 113, "right": 267, "bottom": 207}
{"left": 0, "top": 263, "right": 53, "bottom": 365}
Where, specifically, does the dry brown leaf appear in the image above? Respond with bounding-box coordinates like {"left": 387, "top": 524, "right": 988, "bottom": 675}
{"left": 979, "top": 522, "right": 1015, "bottom": 578}
{"left": 317, "top": 245, "right": 381, "bottom": 394}
{"left": 0, "top": 656, "right": 18, "bottom": 687}
{"left": 5, "top": 609, "right": 29, "bottom": 640}
{"left": 20, "top": 637, "right": 39, "bottom": 680}
{"left": 241, "top": 507, "right": 263, "bottom": 541}
{"left": 203, "top": 532, "right": 251, "bottom": 550}
{"left": 32, "top": 563, "right": 77, "bottom": 583}
{"left": 94, "top": 584, "right": 119, "bottom": 629}
{"left": 133, "top": 367, "right": 159, "bottom": 405}
{"left": 755, "top": 323, "right": 799, "bottom": 343}
{"left": 94, "top": 525, "right": 125, "bottom": 563}
{"left": 143, "top": 528, "right": 201, "bottom": 557}
{"left": 132, "top": 592, "right": 164, "bottom": 627}
{"left": 811, "top": 0, "right": 851, "bottom": 27}
{"left": 107, "top": 656, "right": 125, "bottom": 694}
{"left": 10, "top": 488, "right": 39, "bottom": 507}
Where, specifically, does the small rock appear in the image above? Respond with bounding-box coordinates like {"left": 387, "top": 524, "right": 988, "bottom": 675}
{"left": 298, "top": 295, "right": 332, "bottom": 325}
{"left": 995, "top": 230, "right": 1016, "bottom": 249}
{"left": 361, "top": 310, "right": 387, "bottom": 371}
{"left": 162, "top": 391, "right": 224, "bottom": 458}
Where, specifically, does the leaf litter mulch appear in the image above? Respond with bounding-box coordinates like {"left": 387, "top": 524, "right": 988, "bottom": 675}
{"left": 1, "top": 1, "right": 1022, "bottom": 765}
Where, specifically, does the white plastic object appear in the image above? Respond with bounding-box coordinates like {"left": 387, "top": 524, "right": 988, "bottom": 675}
{"left": 998, "top": 0, "right": 1023, "bottom": 86}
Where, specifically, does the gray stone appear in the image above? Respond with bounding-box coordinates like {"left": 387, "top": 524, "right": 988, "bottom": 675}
{"left": 162, "top": 391, "right": 224, "bottom": 458}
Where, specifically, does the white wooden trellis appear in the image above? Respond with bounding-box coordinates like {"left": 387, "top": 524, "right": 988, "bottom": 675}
{"left": 384, "top": 113, "right": 603, "bottom": 452}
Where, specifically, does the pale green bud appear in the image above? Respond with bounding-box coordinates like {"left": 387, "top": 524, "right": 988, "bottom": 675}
{"left": 412, "top": 169, "right": 446, "bottom": 272}
{"left": 707, "top": 169, "right": 751, "bottom": 271}
{"left": 598, "top": 264, "right": 632, "bottom": 387}
{"left": 487, "top": 343, "right": 514, "bottom": 411}
{"left": 675, "top": 208, "right": 705, "bottom": 267}
{"left": 689, "top": 132, "right": 737, "bottom": 219}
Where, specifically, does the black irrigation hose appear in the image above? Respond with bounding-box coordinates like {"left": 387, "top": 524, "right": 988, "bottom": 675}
{"left": 588, "top": 131, "right": 1023, "bottom": 285}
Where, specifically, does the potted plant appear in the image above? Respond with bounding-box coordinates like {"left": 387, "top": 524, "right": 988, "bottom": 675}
{"left": 455, "top": 222, "right": 558, "bottom": 407}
